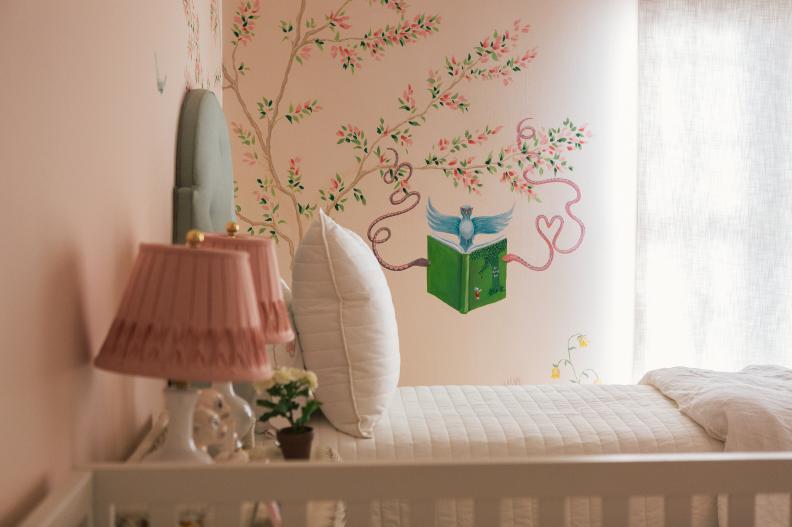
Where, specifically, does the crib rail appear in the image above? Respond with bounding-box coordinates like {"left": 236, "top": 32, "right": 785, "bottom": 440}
{"left": 22, "top": 452, "right": 792, "bottom": 527}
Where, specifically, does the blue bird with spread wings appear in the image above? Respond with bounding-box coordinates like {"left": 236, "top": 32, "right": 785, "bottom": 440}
{"left": 426, "top": 199, "right": 513, "bottom": 252}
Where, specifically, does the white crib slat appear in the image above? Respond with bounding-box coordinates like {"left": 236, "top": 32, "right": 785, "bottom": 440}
{"left": 148, "top": 505, "right": 176, "bottom": 527}
{"left": 602, "top": 496, "right": 629, "bottom": 527}
{"left": 279, "top": 501, "right": 308, "bottom": 527}
{"left": 410, "top": 499, "right": 435, "bottom": 526}
{"left": 92, "top": 505, "right": 108, "bottom": 527}
{"left": 539, "top": 497, "right": 565, "bottom": 527}
{"left": 474, "top": 498, "right": 500, "bottom": 526}
{"left": 214, "top": 503, "right": 243, "bottom": 526}
{"left": 346, "top": 500, "right": 370, "bottom": 527}
{"left": 664, "top": 495, "right": 692, "bottom": 527}
{"left": 92, "top": 499, "right": 111, "bottom": 527}
{"left": 728, "top": 494, "right": 755, "bottom": 527}
{"left": 73, "top": 453, "right": 792, "bottom": 527}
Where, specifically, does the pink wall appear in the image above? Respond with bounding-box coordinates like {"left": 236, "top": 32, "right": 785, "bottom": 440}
{"left": 0, "top": 1, "right": 221, "bottom": 524}
{"left": 223, "top": 0, "right": 637, "bottom": 385}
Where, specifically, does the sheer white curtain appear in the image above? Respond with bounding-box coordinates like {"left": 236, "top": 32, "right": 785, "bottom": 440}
{"left": 635, "top": 0, "right": 792, "bottom": 376}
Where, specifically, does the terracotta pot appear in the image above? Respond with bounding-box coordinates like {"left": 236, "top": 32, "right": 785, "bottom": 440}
{"left": 276, "top": 426, "right": 314, "bottom": 459}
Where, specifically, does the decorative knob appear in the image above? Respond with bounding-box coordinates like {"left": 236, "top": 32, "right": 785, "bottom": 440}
{"left": 226, "top": 221, "right": 240, "bottom": 237}
{"left": 185, "top": 229, "right": 205, "bottom": 248}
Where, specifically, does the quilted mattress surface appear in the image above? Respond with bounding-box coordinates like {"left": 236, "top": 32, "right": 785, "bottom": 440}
{"left": 312, "top": 384, "right": 724, "bottom": 527}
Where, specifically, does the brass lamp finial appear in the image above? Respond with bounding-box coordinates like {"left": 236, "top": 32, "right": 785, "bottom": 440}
{"left": 186, "top": 229, "right": 205, "bottom": 248}
{"left": 226, "top": 221, "right": 240, "bottom": 237}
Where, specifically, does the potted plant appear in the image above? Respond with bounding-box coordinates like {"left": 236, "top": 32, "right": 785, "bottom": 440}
{"left": 254, "top": 367, "right": 322, "bottom": 459}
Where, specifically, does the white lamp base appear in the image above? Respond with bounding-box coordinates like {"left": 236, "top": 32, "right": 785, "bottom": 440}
{"left": 144, "top": 385, "right": 212, "bottom": 464}
{"left": 212, "top": 381, "right": 255, "bottom": 448}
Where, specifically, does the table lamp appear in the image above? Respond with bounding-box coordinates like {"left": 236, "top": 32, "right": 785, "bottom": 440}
{"left": 94, "top": 230, "right": 271, "bottom": 463}
{"left": 203, "top": 221, "right": 295, "bottom": 445}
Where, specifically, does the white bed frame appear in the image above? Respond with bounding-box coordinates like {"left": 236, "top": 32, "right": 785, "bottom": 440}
{"left": 21, "top": 452, "right": 792, "bottom": 527}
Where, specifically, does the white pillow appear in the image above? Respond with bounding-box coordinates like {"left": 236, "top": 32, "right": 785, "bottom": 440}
{"left": 292, "top": 210, "right": 400, "bottom": 437}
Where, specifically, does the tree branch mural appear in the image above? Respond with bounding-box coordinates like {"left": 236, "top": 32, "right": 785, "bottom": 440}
{"left": 224, "top": 0, "right": 590, "bottom": 269}
{"left": 183, "top": 0, "right": 223, "bottom": 92}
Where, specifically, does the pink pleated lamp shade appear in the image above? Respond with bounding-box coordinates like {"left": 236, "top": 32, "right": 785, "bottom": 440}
{"left": 94, "top": 242, "right": 271, "bottom": 382}
{"left": 204, "top": 225, "right": 294, "bottom": 344}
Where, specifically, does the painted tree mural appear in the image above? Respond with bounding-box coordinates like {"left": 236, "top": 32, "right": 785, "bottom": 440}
{"left": 223, "top": 0, "right": 590, "bottom": 267}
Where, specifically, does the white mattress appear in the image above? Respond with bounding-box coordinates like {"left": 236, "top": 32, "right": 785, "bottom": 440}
{"left": 313, "top": 384, "right": 724, "bottom": 527}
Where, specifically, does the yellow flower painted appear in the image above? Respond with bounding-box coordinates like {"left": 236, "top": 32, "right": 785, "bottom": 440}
{"left": 553, "top": 333, "right": 600, "bottom": 383}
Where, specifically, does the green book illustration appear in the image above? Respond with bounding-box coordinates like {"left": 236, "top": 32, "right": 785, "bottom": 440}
{"left": 426, "top": 235, "right": 507, "bottom": 314}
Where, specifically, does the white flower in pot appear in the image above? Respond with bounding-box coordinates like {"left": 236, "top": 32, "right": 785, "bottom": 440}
{"left": 254, "top": 368, "right": 322, "bottom": 459}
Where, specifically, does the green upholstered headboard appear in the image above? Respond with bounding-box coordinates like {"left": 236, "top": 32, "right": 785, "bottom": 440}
{"left": 171, "top": 90, "right": 300, "bottom": 394}
{"left": 173, "top": 89, "right": 236, "bottom": 244}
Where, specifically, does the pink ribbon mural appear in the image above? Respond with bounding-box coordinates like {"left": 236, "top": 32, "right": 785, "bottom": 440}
{"left": 367, "top": 118, "right": 588, "bottom": 314}
{"left": 225, "top": 0, "right": 591, "bottom": 314}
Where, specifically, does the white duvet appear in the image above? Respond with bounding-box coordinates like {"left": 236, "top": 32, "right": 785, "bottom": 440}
{"left": 313, "top": 384, "right": 723, "bottom": 526}
{"left": 641, "top": 365, "right": 792, "bottom": 527}
{"left": 640, "top": 365, "right": 792, "bottom": 452}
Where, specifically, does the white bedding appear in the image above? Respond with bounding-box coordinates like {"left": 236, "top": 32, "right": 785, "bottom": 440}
{"left": 641, "top": 365, "right": 792, "bottom": 527}
{"left": 640, "top": 365, "right": 792, "bottom": 452}
{"left": 313, "top": 384, "right": 723, "bottom": 527}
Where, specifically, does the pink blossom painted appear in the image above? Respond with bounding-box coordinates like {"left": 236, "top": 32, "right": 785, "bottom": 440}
{"left": 224, "top": 1, "right": 591, "bottom": 271}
